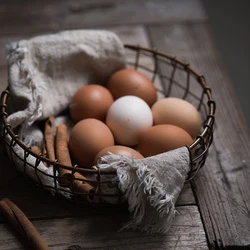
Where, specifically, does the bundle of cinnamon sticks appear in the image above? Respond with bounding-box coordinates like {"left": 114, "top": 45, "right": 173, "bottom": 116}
{"left": 32, "top": 116, "right": 95, "bottom": 202}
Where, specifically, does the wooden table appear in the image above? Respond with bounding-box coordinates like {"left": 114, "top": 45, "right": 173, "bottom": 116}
{"left": 0, "top": 1, "right": 250, "bottom": 249}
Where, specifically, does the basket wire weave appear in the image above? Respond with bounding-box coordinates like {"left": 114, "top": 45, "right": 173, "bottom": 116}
{"left": 0, "top": 44, "right": 216, "bottom": 205}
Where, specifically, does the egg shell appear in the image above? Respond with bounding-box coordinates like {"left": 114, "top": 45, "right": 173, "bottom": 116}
{"left": 106, "top": 95, "right": 153, "bottom": 146}
{"left": 94, "top": 145, "right": 144, "bottom": 164}
{"left": 107, "top": 69, "right": 157, "bottom": 106}
{"left": 69, "top": 118, "right": 114, "bottom": 167}
{"left": 70, "top": 84, "right": 114, "bottom": 123}
{"left": 138, "top": 124, "right": 193, "bottom": 157}
{"left": 151, "top": 97, "right": 202, "bottom": 138}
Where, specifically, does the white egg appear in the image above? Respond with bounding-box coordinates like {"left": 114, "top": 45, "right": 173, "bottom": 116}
{"left": 106, "top": 95, "right": 153, "bottom": 146}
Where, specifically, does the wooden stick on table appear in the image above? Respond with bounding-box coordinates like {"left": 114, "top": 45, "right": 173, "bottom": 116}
{"left": 0, "top": 198, "right": 50, "bottom": 250}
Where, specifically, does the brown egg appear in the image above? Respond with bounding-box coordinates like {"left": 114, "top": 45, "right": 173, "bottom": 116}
{"left": 138, "top": 124, "right": 193, "bottom": 157}
{"left": 151, "top": 97, "right": 202, "bottom": 138}
{"left": 69, "top": 118, "right": 114, "bottom": 167}
{"left": 94, "top": 145, "right": 144, "bottom": 164}
{"left": 69, "top": 84, "right": 114, "bottom": 123}
{"left": 107, "top": 69, "right": 157, "bottom": 106}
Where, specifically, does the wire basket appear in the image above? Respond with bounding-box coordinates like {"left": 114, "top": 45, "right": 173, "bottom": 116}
{"left": 0, "top": 44, "right": 216, "bottom": 205}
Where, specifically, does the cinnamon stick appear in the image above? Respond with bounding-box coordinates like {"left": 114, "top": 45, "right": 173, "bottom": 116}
{"left": 31, "top": 145, "right": 49, "bottom": 167}
{"left": 42, "top": 143, "right": 47, "bottom": 158}
{"left": 44, "top": 116, "right": 55, "bottom": 162}
{"left": 0, "top": 198, "right": 50, "bottom": 250}
{"left": 55, "top": 124, "right": 72, "bottom": 177}
{"left": 55, "top": 124, "right": 95, "bottom": 202}
{"left": 42, "top": 142, "right": 48, "bottom": 167}
{"left": 0, "top": 199, "right": 25, "bottom": 238}
{"left": 31, "top": 145, "right": 42, "bottom": 155}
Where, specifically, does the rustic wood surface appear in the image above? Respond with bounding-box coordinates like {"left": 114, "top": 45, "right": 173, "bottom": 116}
{"left": 0, "top": 206, "right": 207, "bottom": 250}
{"left": 149, "top": 23, "right": 250, "bottom": 248}
{"left": 0, "top": 0, "right": 206, "bottom": 36}
{"left": 0, "top": 0, "right": 250, "bottom": 249}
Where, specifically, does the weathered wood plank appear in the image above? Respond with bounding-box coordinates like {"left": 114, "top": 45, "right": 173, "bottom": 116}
{"left": 148, "top": 23, "right": 250, "bottom": 247}
{"left": 0, "top": 205, "right": 208, "bottom": 250}
{"left": 0, "top": 0, "right": 206, "bottom": 36}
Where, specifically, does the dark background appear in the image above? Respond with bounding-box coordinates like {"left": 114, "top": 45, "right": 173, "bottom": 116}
{"left": 203, "top": 0, "right": 250, "bottom": 128}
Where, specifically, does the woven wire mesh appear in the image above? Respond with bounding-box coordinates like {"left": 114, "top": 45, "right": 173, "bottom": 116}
{"left": 0, "top": 45, "right": 216, "bottom": 205}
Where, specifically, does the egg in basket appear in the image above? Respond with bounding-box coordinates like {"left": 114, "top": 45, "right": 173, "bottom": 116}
{"left": 0, "top": 30, "right": 215, "bottom": 233}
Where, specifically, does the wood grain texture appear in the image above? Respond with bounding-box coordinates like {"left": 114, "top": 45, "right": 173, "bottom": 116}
{"left": 148, "top": 23, "right": 250, "bottom": 248}
{"left": 0, "top": 0, "right": 206, "bottom": 36}
{"left": 0, "top": 205, "right": 208, "bottom": 250}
